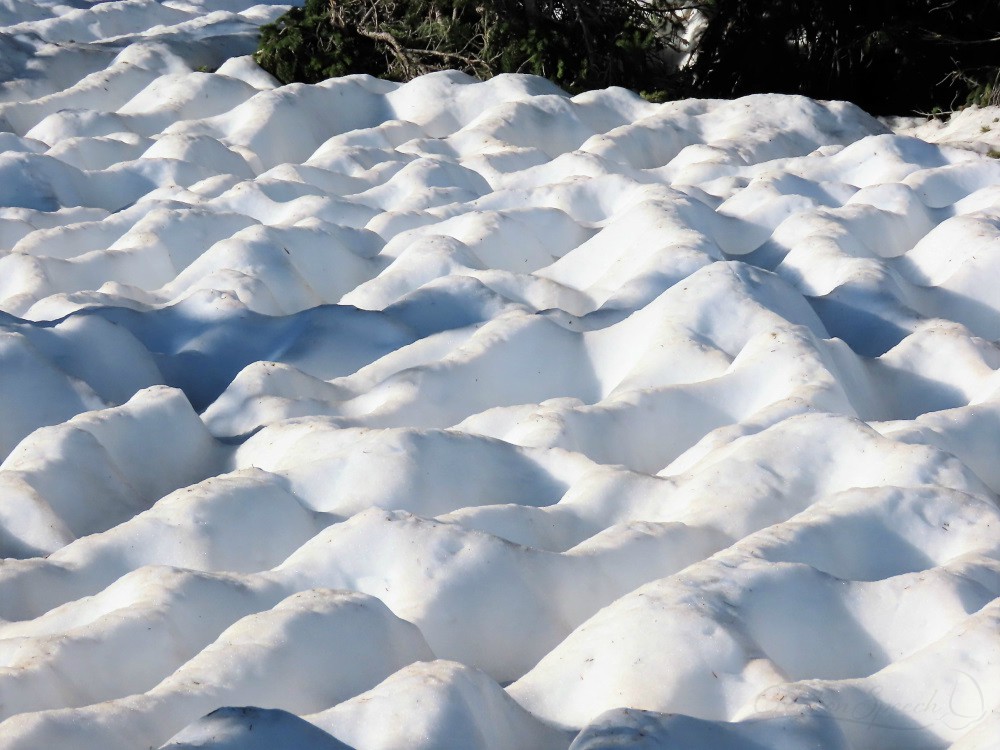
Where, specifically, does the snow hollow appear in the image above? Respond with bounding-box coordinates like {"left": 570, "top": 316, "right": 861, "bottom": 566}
{"left": 0, "top": 1, "right": 998, "bottom": 748}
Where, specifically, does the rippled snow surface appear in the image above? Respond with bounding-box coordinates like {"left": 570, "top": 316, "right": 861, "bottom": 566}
{"left": 1, "top": 2, "right": 999, "bottom": 749}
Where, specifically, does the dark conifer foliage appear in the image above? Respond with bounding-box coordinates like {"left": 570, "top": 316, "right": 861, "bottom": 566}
{"left": 255, "top": 0, "right": 689, "bottom": 95}
{"left": 255, "top": 0, "right": 1000, "bottom": 115}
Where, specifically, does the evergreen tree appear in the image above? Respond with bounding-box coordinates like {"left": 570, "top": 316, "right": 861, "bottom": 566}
{"left": 255, "top": 0, "right": 689, "bottom": 95}
{"left": 255, "top": 0, "right": 1000, "bottom": 115}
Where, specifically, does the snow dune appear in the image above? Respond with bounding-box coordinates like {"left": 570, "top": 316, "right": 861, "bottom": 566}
{"left": 1, "top": 2, "right": 999, "bottom": 748}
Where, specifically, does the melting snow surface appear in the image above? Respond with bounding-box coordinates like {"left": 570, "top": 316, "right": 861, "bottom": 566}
{"left": 1, "top": 2, "right": 1000, "bottom": 749}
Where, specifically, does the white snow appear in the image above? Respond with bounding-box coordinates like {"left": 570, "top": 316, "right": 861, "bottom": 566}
{"left": 1, "top": 2, "right": 999, "bottom": 749}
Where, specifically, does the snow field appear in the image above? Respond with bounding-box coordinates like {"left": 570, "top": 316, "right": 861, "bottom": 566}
{"left": 1, "top": 1, "right": 999, "bottom": 748}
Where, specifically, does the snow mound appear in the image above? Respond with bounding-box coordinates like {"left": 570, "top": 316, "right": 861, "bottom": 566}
{"left": 1, "top": 2, "right": 999, "bottom": 749}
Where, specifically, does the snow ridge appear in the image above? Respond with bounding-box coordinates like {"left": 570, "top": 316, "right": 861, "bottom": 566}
{"left": 1, "top": 2, "right": 999, "bottom": 749}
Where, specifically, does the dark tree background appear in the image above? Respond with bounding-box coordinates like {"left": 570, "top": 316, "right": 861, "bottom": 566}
{"left": 255, "top": 0, "right": 1000, "bottom": 115}
{"left": 689, "top": 0, "right": 1000, "bottom": 115}
{"left": 254, "top": 0, "right": 691, "bottom": 95}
